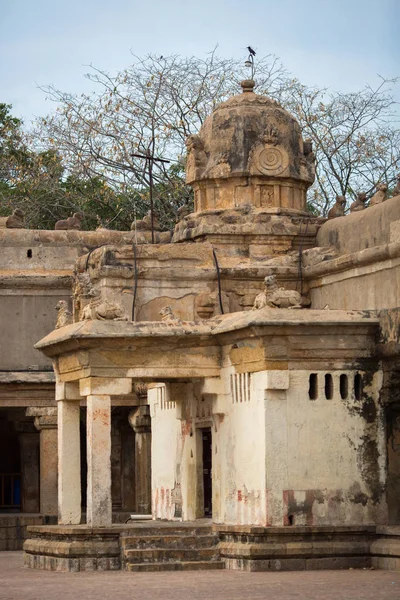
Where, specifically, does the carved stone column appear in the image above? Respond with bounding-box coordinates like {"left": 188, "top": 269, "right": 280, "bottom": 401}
{"left": 27, "top": 407, "right": 58, "bottom": 516}
{"left": 56, "top": 382, "right": 81, "bottom": 525}
{"left": 129, "top": 400, "right": 152, "bottom": 515}
{"left": 80, "top": 377, "right": 132, "bottom": 527}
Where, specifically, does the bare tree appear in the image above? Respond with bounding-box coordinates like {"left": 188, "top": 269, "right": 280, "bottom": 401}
{"left": 35, "top": 52, "right": 400, "bottom": 219}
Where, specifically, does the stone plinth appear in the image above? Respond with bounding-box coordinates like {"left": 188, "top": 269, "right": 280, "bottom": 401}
{"left": 23, "top": 525, "right": 121, "bottom": 572}
{"left": 215, "top": 525, "right": 375, "bottom": 571}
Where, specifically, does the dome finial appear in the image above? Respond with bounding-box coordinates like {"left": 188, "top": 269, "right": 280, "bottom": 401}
{"left": 240, "top": 79, "right": 255, "bottom": 93}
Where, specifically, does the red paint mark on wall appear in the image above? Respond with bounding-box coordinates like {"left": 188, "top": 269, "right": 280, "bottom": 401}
{"left": 237, "top": 490, "right": 242, "bottom": 502}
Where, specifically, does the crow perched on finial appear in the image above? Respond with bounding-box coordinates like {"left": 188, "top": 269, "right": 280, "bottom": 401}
{"left": 247, "top": 46, "right": 256, "bottom": 56}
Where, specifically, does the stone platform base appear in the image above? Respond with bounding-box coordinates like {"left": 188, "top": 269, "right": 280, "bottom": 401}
{"left": 214, "top": 525, "right": 375, "bottom": 571}
{"left": 371, "top": 526, "right": 400, "bottom": 570}
{"left": 0, "top": 515, "right": 57, "bottom": 551}
{"left": 24, "top": 525, "right": 122, "bottom": 572}
{"left": 24, "top": 522, "right": 400, "bottom": 573}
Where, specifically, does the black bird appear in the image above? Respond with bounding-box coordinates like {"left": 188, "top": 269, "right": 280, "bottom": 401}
{"left": 247, "top": 46, "right": 256, "bottom": 56}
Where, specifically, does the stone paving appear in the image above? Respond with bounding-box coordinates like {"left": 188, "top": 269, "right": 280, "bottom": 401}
{"left": 1, "top": 552, "right": 400, "bottom": 600}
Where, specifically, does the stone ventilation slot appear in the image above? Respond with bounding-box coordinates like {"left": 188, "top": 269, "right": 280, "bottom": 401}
{"left": 230, "top": 373, "right": 251, "bottom": 403}
{"left": 308, "top": 373, "right": 318, "bottom": 400}
{"left": 354, "top": 373, "right": 363, "bottom": 400}
{"left": 325, "top": 374, "right": 333, "bottom": 400}
{"left": 340, "top": 374, "right": 348, "bottom": 400}
{"left": 27, "top": 249, "right": 32, "bottom": 258}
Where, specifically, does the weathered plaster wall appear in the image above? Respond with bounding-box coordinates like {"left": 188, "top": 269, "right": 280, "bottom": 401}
{"left": 211, "top": 368, "right": 267, "bottom": 525}
{"left": 308, "top": 196, "right": 400, "bottom": 310}
{"left": 316, "top": 195, "right": 400, "bottom": 256}
{"left": 263, "top": 369, "right": 387, "bottom": 526}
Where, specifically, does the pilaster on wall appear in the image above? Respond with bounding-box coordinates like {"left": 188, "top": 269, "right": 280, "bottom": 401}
{"left": 26, "top": 407, "right": 58, "bottom": 516}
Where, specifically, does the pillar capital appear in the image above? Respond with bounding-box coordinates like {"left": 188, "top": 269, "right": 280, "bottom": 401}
{"left": 27, "top": 407, "right": 58, "bottom": 431}
{"left": 56, "top": 381, "right": 81, "bottom": 402}
{"left": 128, "top": 405, "right": 151, "bottom": 434}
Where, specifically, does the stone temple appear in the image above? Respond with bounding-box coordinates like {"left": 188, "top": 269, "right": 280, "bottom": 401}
{"left": 1, "top": 78, "right": 400, "bottom": 572}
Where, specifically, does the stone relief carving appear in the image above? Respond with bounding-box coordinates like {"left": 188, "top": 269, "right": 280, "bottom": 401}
{"left": 55, "top": 212, "right": 83, "bottom": 230}
{"left": 262, "top": 124, "right": 279, "bottom": 145}
{"left": 195, "top": 290, "right": 229, "bottom": 319}
{"left": 55, "top": 300, "right": 73, "bottom": 329}
{"left": 159, "top": 306, "right": 182, "bottom": 324}
{"left": 251, "top": 144, "right": 289, "bottom": 176}
{"left": 370, "top": 183, "right": 388, "bottom": 206}
{"left": 185, "top": 134, "right": 207, "bottom": 181}
{"left": 252, "top": 275, "right": 310, "bottom": 310}
{"left": 328, "top": 196, "right": 346, "bottom": 219}
{"left": 81, "top": 287, "right": 127, "bottom": 321}
{"left": 349, "top": 192, "right": 367, "bottom": 213}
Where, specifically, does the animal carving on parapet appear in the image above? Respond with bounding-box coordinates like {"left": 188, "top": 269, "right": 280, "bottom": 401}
{"left": 392, "top": 174, "right": 400, "bottom": 198}
{"left": 159, "top": 306, "right": 182, "bottom": 325}
{"left": 81, "top": 287, "right": 127, "bottom": 321}
{"left": 252, "top": 275, "right": 311, "bottom": 310}
{"left": 55, "top": 212, "right": 83, "bottom": 230}
{"left": 55, "top": 300, "right": 73, "bottom": 329}
{"left": 349, "top": 192, "right": 367, "bottom": 213}
{"left": 131, "top": 210, "right": 161, "bottom": 232}
{"left": 370, "top": 183, "right": 388, "bottom": 206}
{"left": 327, "top": 195, "right": 346, "bottom": 219}
{"left": 176, "top": 205, "right": 192, "bottom": 222}
{"left": 5, "top": 208, "right": 25, "bottom": 228}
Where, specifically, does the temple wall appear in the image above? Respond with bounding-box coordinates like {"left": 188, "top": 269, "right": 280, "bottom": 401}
{"left": 309, "top": 196, "right": 400, "bottom": 311}
{"left": 264, "top": 369, "right": 387, "bottom": 526}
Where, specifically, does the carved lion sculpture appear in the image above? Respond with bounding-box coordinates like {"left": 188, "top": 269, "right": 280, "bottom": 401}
{"left": 55, "top": 300, "right": 73, "bottom": 329}
{"left": 370, "top": 183, "right": 388, "bottom": 207}
{"left": 131, "top": 210, "right": 161, "bottom": 232}
{"left": 6, "top": 208, "right": 25, "bottom": 228}
{"left": 349, "top": 192, "right": 367, "bottom": 213}
{"left": 327, "top": 196, "right": 346, "bottom": 219}
{"left": 252, "top": 275, "right": 311, "bottom": 310}
{"left": 159, "top": 306, "right": 182, "bottom": 324}
{"left": 81, "top": 288, "right": 127, "bottom": 321}
{"left": 55, "top": 212, "right": 83, "bottom": 230}
{"left": 392, "top": 174, "right": 400, "bottom": 197}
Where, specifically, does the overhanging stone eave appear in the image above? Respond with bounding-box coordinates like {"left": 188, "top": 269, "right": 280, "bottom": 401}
{"left": 210, "top": 308, "right": 380, "bottom": 336}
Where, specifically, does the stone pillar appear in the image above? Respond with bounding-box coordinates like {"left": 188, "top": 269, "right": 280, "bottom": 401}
{"left": 27, "top": 407, "right": 58, "bottom": 516}
{"left": 86, "top": 394, "right": 112, "bottom": 527}
{"left": 80, "top": 377, "right": 132, "bottom": 527}
{"left": 16, "top": 423, "right": 40, "bottom": 513}
{"left": 56, "top": 382, "right": 81, "bottom": 525}
{"left": 129, "top": 404, "right": 152, "bottom": 514}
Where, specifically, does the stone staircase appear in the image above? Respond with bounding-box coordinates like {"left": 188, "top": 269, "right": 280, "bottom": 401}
{"left": 121, "top": 524, "right": 224, "bottom": 571}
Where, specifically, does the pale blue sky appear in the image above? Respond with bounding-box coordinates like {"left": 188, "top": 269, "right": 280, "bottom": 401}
{"left": 1, "top": 0, "right": 399, "bottom": 125}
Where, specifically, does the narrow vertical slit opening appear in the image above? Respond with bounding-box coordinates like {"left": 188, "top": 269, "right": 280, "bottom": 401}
{"left": 325, "top": 374, "right": 333, "bottom": 400}
{"left": 340, "top": 374, "right": 348, "bottom": 400}
{"left": 309, "top": 373, "right": 318, "bottom": 400}
{"left": 354, "top": 373, "right": 362, "bottom": 400}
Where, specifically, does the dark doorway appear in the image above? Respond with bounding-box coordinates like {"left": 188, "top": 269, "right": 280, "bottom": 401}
{"left": 202, "top": 428, "right": 212, "bottom": 517}
{"left": 0, "top": 413, "right": 21, "bottom": 511}
{"left": 80, "top": 415, "right": 87, "bottom": 510}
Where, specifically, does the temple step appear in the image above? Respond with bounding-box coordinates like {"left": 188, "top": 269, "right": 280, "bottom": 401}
{"left": 122, "top": 527, "right": 223, "bottom": 571}
{"left": 126, "top": 560, "right": 225, "bottom": 572}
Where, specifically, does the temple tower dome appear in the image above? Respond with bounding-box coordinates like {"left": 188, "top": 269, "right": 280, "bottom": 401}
{"left": 185, "top": 79, "right": 315, "bottom": 213}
